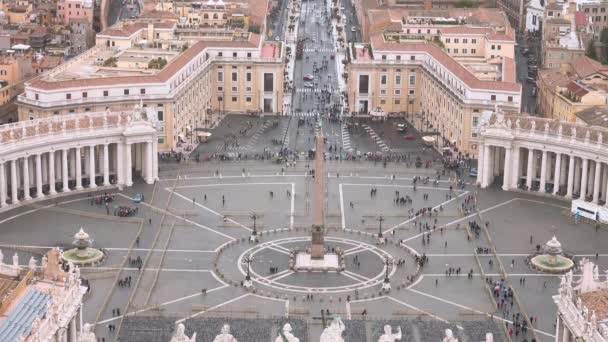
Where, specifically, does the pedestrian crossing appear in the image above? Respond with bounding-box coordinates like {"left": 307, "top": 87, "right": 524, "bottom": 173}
{"left": 341, "top": 123, "right": 353, "bottom": 152}
{"left": 290, "top": 112, "right": 320, "bottom": 117}
{"left": 295, "top": 88, "right": 341, "bottom": 93}
{"left": 303, "top": 48, "right": 335, "bottom": 53}
{"left": 240, "top": 121, "right": 272, "bottom": 151}
{"left": 362, "top": 124, "right": 390, "bottom": 152}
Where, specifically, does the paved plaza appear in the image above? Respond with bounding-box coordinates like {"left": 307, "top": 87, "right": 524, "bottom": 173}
{"left": 1, "top": 123, "right": 607, "bottom": 341}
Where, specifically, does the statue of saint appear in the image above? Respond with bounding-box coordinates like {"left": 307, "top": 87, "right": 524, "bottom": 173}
{"left": 28, "top": 256, "right": 36, "bottom": 272}
{"left": 442, "top": 329, "right": 458, "bottom": 342}
{"left": 530, "top": 120, "right": 536, "bottom": 132}
{"left": 213, "top": 324, "right": 237, "bottom": 342}
{"left": 41, "top": 255, "right": 48, "bottom": 271}
{"left": 378, "top": 325, "right": 401, "bottom": 342}
{"left": 170, "top": 323, "right": 196, "bottom": 342}
{"left": 78, "top": 323, "right": 98, "bottom": 342}
{"left": 515, "top": 118, "right": 521, "bottom": 129}
{"left": 12, "top": 253, "right": 18, "bottom": 267}
{"left": 0, "top": 249, "right": 4, "bottom": 265}
{"left": 320, "top": 316, "right": 345, "bottom": 342}
{"left": 558, "top": 125, "right": 563, "bottom": 135}
{"left": 485, "top": 333, "right": 493, "bottom": 342}
{"left": 274, "top": 323, "right": 298, "bottom": 342}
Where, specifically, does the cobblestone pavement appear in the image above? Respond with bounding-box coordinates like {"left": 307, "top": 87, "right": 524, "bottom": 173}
{"left": 1, "top": 157, "right": 606, "bottom": 341}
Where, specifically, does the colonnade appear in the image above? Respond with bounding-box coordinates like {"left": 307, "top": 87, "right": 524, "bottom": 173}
{"left": 0, "top": 141, "right": 157, "bottom": 208}
{"left": 479, "top": 145, "right": 608, "bottom": 204}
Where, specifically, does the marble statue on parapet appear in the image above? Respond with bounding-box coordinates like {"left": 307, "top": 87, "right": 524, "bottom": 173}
{"left": 213, "top": 324, "right": 237, "bottom": 342}
{"left": 0, "top": 249, "right": 4, "bottom": 264}
{"left": 170, "top": 323, "right": 196, "bottom": 342}
{"left": 506, "top": 119, "right": 512, "bottom": 129}
{"left": 12, "top": 253, "right": 18, "bottom": 267}
{"left": 442, "top": 329, "right": 458, "bottom": 342}
{"left": 41, "top": 255, "right": 48, "bottom": 272}
{"left": 28, "top": 256, "right": 36, "bottom": 272}
{"left": 558, "top": 124, "right": 563, "bottom": 136}
{"left": 78, "top": 323, "right": 97, "bottom": 342}
{"left": 572, "top": 127, "right": 577, "bottom": 138}
{"left": 484, "top": 333, "right": 493, "bottom": 342}
{"left": 530, "top": 120, "right": 536, "bottom": 132}
{"left": 544, "top": 122, "right": 549, "bottom": 133}
{"left": 515, "top": 118, "right": 521, "bottom": 129}
{"left": 275, "top": 323, "right": 299, "bottom": 342}
{"left": 319, "top": 316, "right": 345, "bottom": 342}
{"left": 599, "top": 132, "right": 604, "bottom": 145}
{"left": 378, "top": 325, "right": 401, "bottom": 342}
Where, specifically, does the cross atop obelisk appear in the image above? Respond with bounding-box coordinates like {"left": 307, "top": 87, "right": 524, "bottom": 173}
{"left": 310, "top": 126, "right": 325, "bottom": 260}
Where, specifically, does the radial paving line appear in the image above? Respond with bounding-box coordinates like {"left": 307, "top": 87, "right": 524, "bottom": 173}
{"left": 143, "top": 221, "right": 177, "bottom": 306}
{"left": 112, "top": 169, "right": 182, "bottom": 341}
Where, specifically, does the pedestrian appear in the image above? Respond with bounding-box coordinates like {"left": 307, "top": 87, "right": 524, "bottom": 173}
{"left": 435, "top": 279, "right": 438, "bottom": 287}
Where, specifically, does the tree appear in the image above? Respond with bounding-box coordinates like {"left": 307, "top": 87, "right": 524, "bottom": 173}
{"left": 587, "top": 40, "right": 599, "bottom": 62}
{"left": 454, "top": 0, "right": 478, "bottom": 7}
{"left": 248, "top": 24, "right": 260, "bottom": 34}
{"left": 148, "top": 57, "right": 167, "bottom": 70}
{"left": 103, "top": 57, "right": 117, "bottom": 67}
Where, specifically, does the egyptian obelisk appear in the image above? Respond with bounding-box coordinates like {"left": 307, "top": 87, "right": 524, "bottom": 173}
{"left": 310, "top": 128, "right": 325, "bottom": 259}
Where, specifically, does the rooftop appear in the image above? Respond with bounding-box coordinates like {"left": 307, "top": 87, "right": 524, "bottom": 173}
{"left": 575, "top": 105, "right": 608, "bottom": 128}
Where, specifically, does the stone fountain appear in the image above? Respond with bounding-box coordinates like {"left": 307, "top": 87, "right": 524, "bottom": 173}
{"left": 529, "top": 236, "right": 574, "bottom": 273}
{"left": 61, "top": 227, "right": 105, "bottom": 266}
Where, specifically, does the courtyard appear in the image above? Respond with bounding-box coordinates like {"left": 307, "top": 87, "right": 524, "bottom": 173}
{"left": 0, "top": 134, "right": 604, "bottom": 341}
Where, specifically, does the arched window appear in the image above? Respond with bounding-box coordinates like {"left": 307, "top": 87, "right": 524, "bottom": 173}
{"left": 222, "top": 13, "right": 227, "bottom": 19}
{"left": 213, "top": 13, "right": 218, "bottom": 19}
{"left": 204, "top": 13, "right": 209, "bottom": 19}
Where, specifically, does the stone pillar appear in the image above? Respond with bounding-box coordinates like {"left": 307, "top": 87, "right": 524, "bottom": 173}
{"left": 125, "top": 143, "right": 133, "bottom": 186}
{"left": 49, "top": 151, "right": 56, "bottom": 195}
{"left": 62, "top": 149, "right": 70, "bottom": 192}
{"left": 477, "top": 143, "right": 485, "bottom": 186}
{"left": 493, "top": 146, "right": 500, "bottom": 176}
{"left": 103, "top": 144, "right": 110, "bottom": 186}
{"left": 89, "top": 145, "right": 97, "bottom": 188}
{"left": 561, "top": 321, "right": 570, "bottom": 342}
{"left": 511, "top": 146, "right": 520, "bottom": 189}
{"left": 593, "top": 161, "right": 602, "bottom": 204}
{"left": 526, "top": 148, "right": 534, "bottom": 190}
{"left": 41, "top": 153, "right": 47, "bottom": 188}
{"left": 116, "top": 142, "right": 124, "bottom": 186}
{"left": 553, "top": 153, "right": 562, "bottom": 195}
{"left": 10, "top": 160, "right": 18, "bottom": 204}
{"left": 574, "top": 158, "right": 581, "bottom": 194}
{"left": 560, "top": 154, "right": 568, "bottom": 188}
{"left": 152, "top": 139, "right": 158, "bottom": 181}
{"left": 69, "top": 317, "right": 77, "bottom": 342}
{"left": 75, "top": 148, "right": 82, "bottom": 190}
{"left": 502, "top": 147, "right": 511, "bottom": 191}
{"left": 566, "top": 155, "right": 575, "bottom": 198}
{"left": 602, "top": 166, "right": 608, "bottom": 202}
{"left": 35, "top": 154, "right": 43, "bottom": 198}
{"left": 145, "top": 141, "right": 154, "bottom": 184}
{"left": 482, "top": 144, "right": 491, "bottom": 187}
{"left": 0, "top": 162, "right": 6, "bottom": 206}
{"left": 22, "top": 156, "right": 31, "bottom": 200}
{"left": 539, "top": 150, "right": 547, "bottom": 193}
{"left": 580, "top": 158, "right": 589, "bottom": 201}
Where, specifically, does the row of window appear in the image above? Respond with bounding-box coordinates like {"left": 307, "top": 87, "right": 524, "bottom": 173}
{"left": 379, "top": 74, "right": 416, "bottom": 87}
{"left": 218, "top": 96, "right": 253, "bottom": 103}
{"left": 45, "top": 88, "right": 148, "bottom": 101}
{"left": 585, "top": 7, "right": 607, "bottom": 13}
{"left": 217, "top": 71, "right": 253, "bottom": 83}
{"left": 217, "top": 86, "right": 254, "bottom": 93}
{"left": 445, "top": 38, "right": 478, "bottom": 44}
{"left": 379, "top": 89, "right": 416, "bottom": 96}
{"left": 447, "top": 48, "right": 477, "bottom": 54}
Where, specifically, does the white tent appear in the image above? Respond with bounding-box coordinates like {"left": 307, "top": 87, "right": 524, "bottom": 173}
{"left": 11, "top": 44, "right": 30, "bottom": 50}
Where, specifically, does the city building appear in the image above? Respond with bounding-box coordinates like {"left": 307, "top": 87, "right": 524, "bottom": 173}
{"left": 0, "top": 247, "right": 86, "bottom": 342}
{"left": 56, "top": 0, "right": 94, "bottom": 31}
{"left": 537, "top": 56, "right": 608, "bottom": 120}
{"left": 525, "top": 0, "right": 544, "bottom": 32}
{"left": 495, "top": 0, "right": 526, "bottom": 32}
{"left": 17, "top": 11, "right": 284, "bottom": 151}
{"left": 541, "top": 0, "right": 589, "bottom": 69}
{"left": 346, "top": 10, "right": 521, "bottom": 157}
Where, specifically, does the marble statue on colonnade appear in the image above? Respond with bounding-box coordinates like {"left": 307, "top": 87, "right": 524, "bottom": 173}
{"left": 485, "top": 333, "right": 493, "bottom": 342}
{"left": 213, "top": 324, "right": 237, "bottom": 342}
{"left": 378, "top": 325, "right": 401, "bottom": 342}
{"left": 78, "top": 323, "right": 97, "bottom": 342}
{"left": 442, "top": 329, "right": 458, "bottom": 342}
{"left": 170, "top": 323, "right": 196, "bottom": 342}
{"left": 275, "top": 323, "right": 299, "bottom": 342}
{"left": 319, "top": 316, "right": 345, "bottom": 342}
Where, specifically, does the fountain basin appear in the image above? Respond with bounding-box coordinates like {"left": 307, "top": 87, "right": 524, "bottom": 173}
{"left": 530, "top": 254, "right": 574, "bottom": 274}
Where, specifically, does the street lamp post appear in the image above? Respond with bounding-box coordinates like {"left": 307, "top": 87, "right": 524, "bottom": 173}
{"left": 377, "top": 215, "right": 385, "bottom": 239}
{"left": 243, "top": 253, "right": 254, "bottom": 289}
{"left": 250, "top": 212, "right": 259, "bottom": 236}
{"left": 381, "top": 256, "right": 392, "bottom": 292}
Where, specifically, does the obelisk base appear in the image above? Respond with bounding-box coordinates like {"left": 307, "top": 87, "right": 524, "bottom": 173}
{"left": 294, "top": 252, "right": 340, "bottom": 272}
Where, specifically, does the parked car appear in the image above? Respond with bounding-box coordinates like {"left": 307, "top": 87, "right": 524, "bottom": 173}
{"left": 304, "top": 82, "right": 314, "bottom": 88}
{"left": 303, "top": 74, "right": 314, "bottom": 81}
{"left": 396, "top": 123, "right": 407, "bottom": 132}
{"left": 404, "top": 133, "right": 415, "bottom": 140}
{"left": 133, "top": 193, "right": 143, "bottom": 203}
{"left": 531, "top": 86, "right": 537, "bottom": 96}
{"left": 526, "top": 77, "right": 536, "bottom": 83}
{"left": 469, "top": 168, "right": 478, "bottom": 177}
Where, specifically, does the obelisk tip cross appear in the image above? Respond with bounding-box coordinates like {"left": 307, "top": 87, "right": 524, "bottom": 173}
{"left": 311, "top": 127, "right": 325, "bottom": 259}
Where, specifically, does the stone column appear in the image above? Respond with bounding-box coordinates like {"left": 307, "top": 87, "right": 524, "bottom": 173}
{"left": 502, "top": 147, "right": 511, "bottom": 191}
{"left": 62, "top": 149, "right": 70, "bottom": 192}
{"left": 125, "top": 143, "right": 133, "bottom": 186}
{"left": 593, "top": 161, "right": 602, "bottom": 204}
{"left": 560, "top": 155, "right": 568, "bottom": 188}
{"left": 580, "top": 158, "right": 589, "bottom": 201}
{"left": 539, "top": 150, "right": 547, "bottom": 193}
{"left": 526, "top": 148, "right": 534, "bottom": 190}
{"left": 482, "top": 144, "right": 491, "bottom": 187}
{"left": 553, "top": 153, "right": 562, "bottom": 195}
{"left": 493, "top": 146, "right": 501, "bottom": 176}
{"left": 511, "top": 146, "right": 520, "bottom": 189}
{"left": 22, "top": 156, "right": 31, "bottom": 200}
{"left": 89, "top": 145, "right": 97, "bottom": 188}
{"left": 35, "top": 154, "right": 43, "bottom": 198}
{"left": 116, "top": 142, "right": 124, "bottom": 186}
{"left": 10, "top": 160, "right": 18, "bottom": 204}
{"left": 69, "top": 317, "right": 77, "bottom": 342}
{"left": 574, "top": 158, "right": 581, "bottom": 194}
{"left": 145, "top": 141, "right": 154, "bottom": 184}
{"left": 103, "top": 144, "right": 110, "bottom": 186}
{"left": 0, "top": 162, "right": 6, "bottom": 206}
{"left": 602, "top": 166, "right": 608, "bottom": 202}
{"left": 49, "top": 151, "right": 56, "bottom": 195}
{"left": 566, "top": 155, "right": 575, "bottom": 198}
{"left": 152, "top": 139, "right": 158, "bottom": 181}
{"left": 75, "top": 148, "right": 82, "bottom": 190}
{"left": 477, "top": 143, "right": 485, "bottom": 186}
